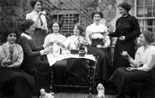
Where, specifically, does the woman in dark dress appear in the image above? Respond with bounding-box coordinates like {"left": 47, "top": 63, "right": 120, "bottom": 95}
{"left": 85, "top": 11, "right": 111, "bottom": 85}
{"left": 109, "top": 31, "right": 155, "bottom": 98}
{"left": 18, "top": 19, "right": 53, "bottom": 95}
{"left": 0, "top": 29, "right": 37, "bottom": 98}
{"left": 108, "top": 2, "right": 140, "bottom": 73}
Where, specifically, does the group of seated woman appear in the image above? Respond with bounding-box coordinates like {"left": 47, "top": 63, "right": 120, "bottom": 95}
{"left": 0, "top": 14, "right": 111, "bottom": 97}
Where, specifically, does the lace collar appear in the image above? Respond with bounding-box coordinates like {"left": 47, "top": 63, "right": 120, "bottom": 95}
{"left": 21, "top": 33, "right": 32, "bottom": 40}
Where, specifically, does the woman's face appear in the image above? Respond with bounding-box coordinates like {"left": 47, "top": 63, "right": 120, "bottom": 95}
{"left": 7, "top": 33, "right": 16, "bottom": 44}
{"left": 28, "top": 24, "right": 35, "bottom": 34}
{"left": 34, "top": 1, "right": 42, "bottom": 12}
{"left": 73, "top": 26, "right": 80, "bottom": 36}
{"left": 93, "top": 14, "right": 101, "bottom": 24}
{"left": 140, "top": 34, "right": 148, "bottom": 46}
{"left": 137, "top": 34, "right": 143, "bottom": 46}
{"left": 52, "top": 23, "right": 60, "bottom": 33}
{"left": 118, "top": 7, "right": 128, "bottom": 16}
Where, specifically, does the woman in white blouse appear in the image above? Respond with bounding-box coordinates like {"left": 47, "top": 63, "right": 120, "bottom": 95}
{"left": 85, "top": 11, "right": 111, "bottom": 85}
{"left": 26, "top": 0, "right": 48, "bottom": 47}
{"left": 0, "top": 29, "right": 37, "bottom": 97}
{"left": 109, "top": 30, "right": 155, "bottom": 98}
{"left": 44, "top": 21, "right": 66, "bottom": 54}
{"left": 64, "top": 24, "right": 85, "bottom": 53}
{"left": 44, "top": 21, "right": 67, "bottom": 85}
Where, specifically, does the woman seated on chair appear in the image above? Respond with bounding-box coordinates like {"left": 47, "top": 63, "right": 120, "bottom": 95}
{"left": 44, "top": 21, "right": 66, "bottom": 53}
{"left": 64, "top": 23, "right": 87, "bottom": 53}
{"left": 63, "top": 24, "right": 91, "bottom": 84}
{"left": 85, "top": 11, "right": 111, "bottom": 85}
{"left": 44, "top": 21, "right": 67, "bottom": 85}
{"left": 109, "top": 30, "right": 155, "bottom": 98}
{"left": 0, "top": 28, "right": 37, "bottom": 97}
{"left": 18, "top": 19, "right": 53, "bottom": 94}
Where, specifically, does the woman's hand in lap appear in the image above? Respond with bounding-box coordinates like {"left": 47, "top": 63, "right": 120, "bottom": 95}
{"left": 126, "top": 67, "right": 138, "bottom": 71}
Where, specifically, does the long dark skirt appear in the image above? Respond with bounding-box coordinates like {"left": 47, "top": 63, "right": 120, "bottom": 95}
{"left": 53, "top": 60, "right": 68, "bottom": 85}
{"left": 88, "top": 46, "right": 110, "bottom": 81}
{"left": 21, "top": 60, "right": 51, "bottom": 94}
{"left": 0, "top": 67, "right": 37, "bottom": 98}
{"left": 112, "top": 39, "right": 136, "bottom": 73}
{"left": 53, "top": 58, "right": 95, "bottom": 85}
{"left": 109, "top": 67, "right": 155, "bottom": 96}
{"left": 65, "top": 58, "right": 95, "bottom": 85}
{"left": 31, "top": 29, "right": 47, "bottom": 47}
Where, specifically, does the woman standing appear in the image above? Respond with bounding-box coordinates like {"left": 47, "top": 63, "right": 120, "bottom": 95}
{"left": 18, "top": 19, "right": 53, "bottom": 95}
{"left": 108, "top": 2, "right": 140, "bottom": 73}
{"left": 109, "top": 31, "right": 155, "bottom": 98}
{"left": 26, "top": 0, "right": 48, "bottom": 47}
{"left": 0, "top": 29, "right": 37, "bottom": 97}
{"left": 85, "top": 11, "right": 111, "bottom": 85}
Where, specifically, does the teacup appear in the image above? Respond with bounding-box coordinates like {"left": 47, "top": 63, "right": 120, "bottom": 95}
{"left": 79, "top": 50, "right": 85, "bottom": 56}
{"left": 122, "top": 51, "right": 127, "bottom": 55}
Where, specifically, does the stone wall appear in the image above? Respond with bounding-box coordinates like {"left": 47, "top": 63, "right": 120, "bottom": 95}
{"left": 0, "top": 0, "right": 32, "bottom": 42}
{"left": 0, "top": 0, "right": 134, "bottom": 42}
{"left": 97, "top": 0, "right": 134, "bottom": 30}
{"left": 0, "top": 0, "right": 31, "bottom": 28}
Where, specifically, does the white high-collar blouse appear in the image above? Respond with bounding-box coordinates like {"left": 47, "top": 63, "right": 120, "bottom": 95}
{"left": 64, "top": 35, "right": 82, "bottom": 50}
{"left": 86, "top": 23, "right": 110, "bottom": 47}
{"left": 26, "top": 10, "right": 48, "bottom": 30}
{"left": 131, "top": 45, "right": 155, "bottom": 71}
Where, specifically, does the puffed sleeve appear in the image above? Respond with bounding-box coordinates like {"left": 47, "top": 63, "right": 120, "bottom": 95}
{"left": 44, "top": 34, "right": 50, "bottom": 47}
{"left": 85, "top": 26, "right": 92, "bottom": 45}
{"left": 61, "top": 35, "right": 66, "bottom": 46}
{"left": 104, "top": 35, "right": 111, "bottom": 47}
{"left": 64, "top": 36, "right": 71, "bottom": 49}
{"left": 26, "top": 13, "right": 31, "bottom": 19}
{"left": 0, "top": 46, "right": 8, "bottom": 66}
{"left": 129, "top": 47, "right": 142, "bottom": 67}
{"left": 138, "top": 47, "right": 155, "bottom": 71}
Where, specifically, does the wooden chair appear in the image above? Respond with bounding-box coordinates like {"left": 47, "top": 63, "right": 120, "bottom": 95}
{"left": 50, "top": 56, "right": 98, "bottom": 96}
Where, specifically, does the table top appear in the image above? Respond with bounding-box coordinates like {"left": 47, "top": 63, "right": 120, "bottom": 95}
{"left": 47, "top": 54, "right": 96, "bottom": 66}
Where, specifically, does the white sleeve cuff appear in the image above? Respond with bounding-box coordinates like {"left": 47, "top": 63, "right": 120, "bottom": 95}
{"left": 42, "top": 44, "right": 46, "bottom": 48}
{"left": 40, "top": 50, "right": 45, "bottom": 55}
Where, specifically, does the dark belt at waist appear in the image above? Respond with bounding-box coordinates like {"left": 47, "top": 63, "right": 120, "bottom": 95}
{"left": 91, "top": 44, "right": 103, "bottom": 47}
{"left": 35, "top": 28, "right": 43, "bottom": 31}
